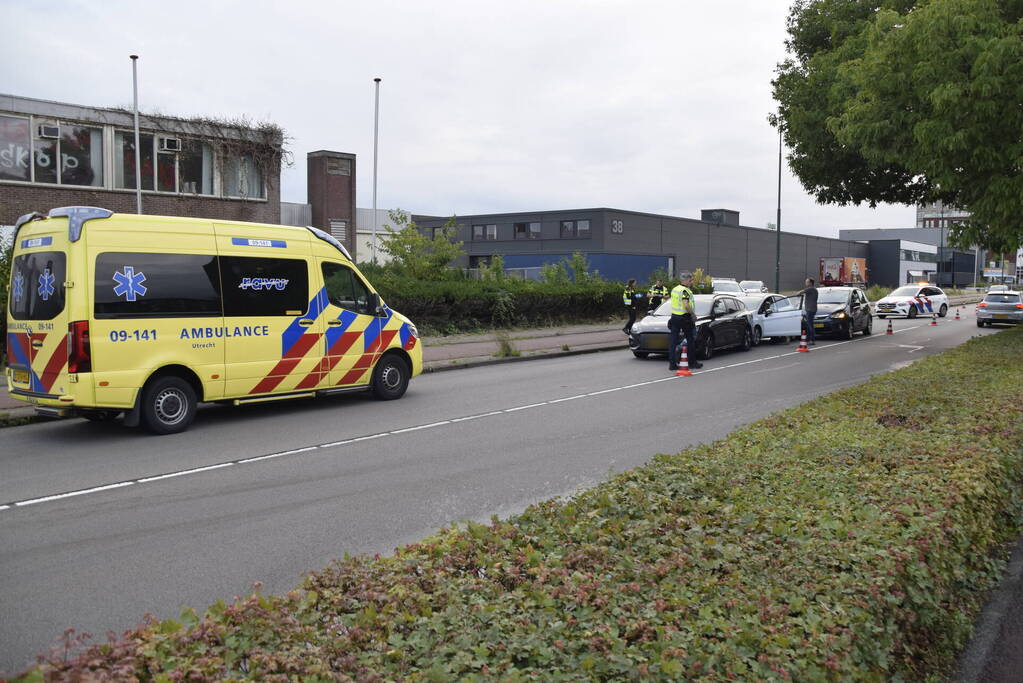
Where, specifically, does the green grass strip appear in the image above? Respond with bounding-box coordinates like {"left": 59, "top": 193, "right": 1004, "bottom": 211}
{"left": 21, "top": 329, "right": 1023, "bottom": 682}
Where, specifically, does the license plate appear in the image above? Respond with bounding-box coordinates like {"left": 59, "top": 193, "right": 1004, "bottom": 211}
{"left": 814, "top": 323, "right": 825, "bottom": 329}
{"left": 13, "top": 369, "right": 29, "bottom": 384}
{"left": 994, "top": 314, "right": 1008, "bottom": 319}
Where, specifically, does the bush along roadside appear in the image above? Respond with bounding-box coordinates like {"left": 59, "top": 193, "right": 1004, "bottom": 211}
{"left": 19, "top": 328, "right": 1023, "bottom": 681}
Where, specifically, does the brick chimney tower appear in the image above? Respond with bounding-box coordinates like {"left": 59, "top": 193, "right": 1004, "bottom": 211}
{"left": 307, "top": 151, "right": 357, "bottom": 258}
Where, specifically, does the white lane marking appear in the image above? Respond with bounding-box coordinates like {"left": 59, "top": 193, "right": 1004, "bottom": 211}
{"left": 0, "top": 321, "right": 950, "bottom": 513}
{"left": 14, "top": 481, "right": 135, "bottom": 507}
{"left": 390, "top": 421, "right": 451, "bottom": 434}
{"left": 137, "top": 462, "right": 234, "bottom": 483}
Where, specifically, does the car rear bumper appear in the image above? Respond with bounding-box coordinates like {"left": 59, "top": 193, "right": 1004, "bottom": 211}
{"left": 977, "top": 310, "right": 1023, "bottom": 323}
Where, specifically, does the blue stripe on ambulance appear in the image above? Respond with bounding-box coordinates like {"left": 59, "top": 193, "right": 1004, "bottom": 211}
{"left": 7, "top": 333, "right": 45, "bottom": 393}
{"left": 362, "top": 308, "right": 393, "bottom": 352}
{"left": 281, "top": 288, "right": 328, "bottom": 356}
{"left": 325, "top": 309, "right": 359, "bottom": 348}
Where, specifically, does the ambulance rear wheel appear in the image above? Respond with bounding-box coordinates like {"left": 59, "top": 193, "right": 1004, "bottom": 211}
{"left": 371, "top": 354, "right": 409, "bottom": 401}
{"left": 141, "top": 376, "right": 196, "bottom": 435}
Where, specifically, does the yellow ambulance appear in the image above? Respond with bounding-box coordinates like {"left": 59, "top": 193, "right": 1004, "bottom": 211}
{"left": 6, "top": 207, "right": 422, "bottom": 434}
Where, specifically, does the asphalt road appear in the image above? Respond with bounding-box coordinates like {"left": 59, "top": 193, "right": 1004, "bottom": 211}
{"left": 0, "top": 312, "right": 1000, "bottom": 674}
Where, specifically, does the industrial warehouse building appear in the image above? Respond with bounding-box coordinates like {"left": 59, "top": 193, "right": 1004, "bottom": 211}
{"left": 414, "top": 208, "right": 869, "bottom": 291}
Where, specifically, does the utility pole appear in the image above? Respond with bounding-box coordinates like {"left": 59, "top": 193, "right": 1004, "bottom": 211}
{"left": 775, "top": 121, "right": 782, "bottom": 293}
{"left": 372, "top": 77, "right": 381, "bottom": 264}
{"left": 130, "top": 55, "right": 142, "bottom": 214}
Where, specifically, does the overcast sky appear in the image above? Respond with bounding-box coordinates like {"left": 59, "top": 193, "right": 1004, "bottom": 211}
{"left": 2, "top": 0, "right": 918, "bottom": 238}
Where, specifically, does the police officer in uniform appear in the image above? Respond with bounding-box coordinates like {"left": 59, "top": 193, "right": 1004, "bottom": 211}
{"left": 648, "top": 280, "right": 668, "bottom": 312}
{"left": 668, "top": 272, "right": 703, "bottom": 371}
{"left": 622, "top": 278, "right": 638, "bottom": 334}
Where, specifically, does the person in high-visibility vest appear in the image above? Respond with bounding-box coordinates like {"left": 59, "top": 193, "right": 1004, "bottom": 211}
{"left": 668, "top": 272, "right": 703, "bottom": 371}
{"left": 647, "top": 280, "right": 669, "bottom": 311}
{"left": 622, "top": 278, "right": 639, "bottom": 334}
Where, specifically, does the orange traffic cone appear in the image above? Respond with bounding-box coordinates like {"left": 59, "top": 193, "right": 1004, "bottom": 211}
{"left": 954, "top": 307, "right": 961, "bottom": 321}
{"left": 885, "top": 319, "right": 893, "bottom": 335}
{"left": 675, "top": 345, "right": 693, "bottom": 377}
{"left": 930, "top": 313, "right": 938, "bottom": 326}
{"left": 797, "top": 329, "right": 810, "bottom": 352}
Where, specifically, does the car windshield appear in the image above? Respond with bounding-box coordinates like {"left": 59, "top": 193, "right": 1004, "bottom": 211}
{"left": 652, "top": 298, "right": 715, "bottom": 316}
{"left": 817, "top": 288, "right": 851, "bottom": 304}
{"left": 739, "top": 281, "right": 762, "bottom": 289}
{"left": 889, "top": 286, "right": 920, "bottom": 297}
{"left": 986, "top": 293, "right": 1020, "bottom": 303}
{"left": 713, "top": 281, "right": 742, "bottom": 294}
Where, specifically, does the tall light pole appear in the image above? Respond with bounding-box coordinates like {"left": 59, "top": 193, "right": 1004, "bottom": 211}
{"left": 372, "top": 77, "right": 381, "bottom": 264}
{"left": 775, "top": 120, "right": 783, "bottom": 293}
{"left": 130, "top": 55, "right": 142, "bottom": 214}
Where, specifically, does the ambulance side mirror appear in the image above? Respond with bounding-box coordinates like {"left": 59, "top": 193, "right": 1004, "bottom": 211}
{"left": 367, "top": 292, "right": 385, "bottom": 317}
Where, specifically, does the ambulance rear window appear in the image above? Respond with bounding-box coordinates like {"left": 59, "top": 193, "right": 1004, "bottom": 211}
{"left": 9, "top": 251, "right": 66, "bottom": 320}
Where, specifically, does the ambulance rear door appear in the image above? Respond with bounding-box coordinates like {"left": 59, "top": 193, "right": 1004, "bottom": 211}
{"left": 7, "top": 226, "right": 70, "bottom": 398}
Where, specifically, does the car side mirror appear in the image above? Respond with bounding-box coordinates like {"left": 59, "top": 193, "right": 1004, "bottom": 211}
{"left": 367, "top": 292, "right": 384, "bottom": 316}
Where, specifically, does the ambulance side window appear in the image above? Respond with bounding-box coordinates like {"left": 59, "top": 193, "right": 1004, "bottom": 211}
{"left": 10, "top": 251, "right": 66, "bottom": 320}
{"left": 321, "top": 262, "right": 371, "bottom": 315}
{"left": 94, "top": 252, "right": 221, "bottom": 318}
{"left": 220, "top": 256, "right": 308, "bottom": 317}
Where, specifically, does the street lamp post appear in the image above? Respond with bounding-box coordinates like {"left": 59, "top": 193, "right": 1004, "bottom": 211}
{"left": 130, "top": 55, "right": 142, "bottom": 214}
{"left": 775, "top": 122, "right": 782, "bottom": 294}
{"left": 372, "top": 77, "right": 381, "bottom": 264}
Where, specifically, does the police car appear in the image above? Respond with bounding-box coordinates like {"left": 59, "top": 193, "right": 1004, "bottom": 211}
{"left": 874, "top": 284, "right": 949, "bottom": 319}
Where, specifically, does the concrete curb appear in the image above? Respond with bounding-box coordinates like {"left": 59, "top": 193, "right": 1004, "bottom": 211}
{"left": 953, "top": 534, "right": 1023, "bottom": 682}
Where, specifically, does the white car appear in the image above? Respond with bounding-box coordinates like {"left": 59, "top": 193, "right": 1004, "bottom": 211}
{"left": 739, "top": 280, "right": 768, "bottom": 295}
{"left": 712, "top": 279, "right": 745, "bottom": 295}
{"left": 738, "top": 293, "right": 804, "bottom": 345}
{"left": 875, "top": 285, "right": 950, "bottom": 319}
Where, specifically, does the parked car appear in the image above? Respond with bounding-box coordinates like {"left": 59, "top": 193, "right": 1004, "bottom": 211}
{"left": 874, "top": 284, "right": 949, "bottom": 319}
{"left": 976, "top": 290, "right": 1023, "bottom": 327}
{"left": 738, "top": 280, "right": 769, "bottom": 295}
{"left": 987, "top": 284, "right": 1008, "bottom": 293}
{"left": 629, "top": 294, "right": 754, "bottom": 360}
{"left": 711, "top": 279, "right": 745, "bottom": 295}
{"left": 810, "top": 287, "right": 873, "bottom": 338}
{"left": 738, "top": 293, "right": 803, "bottom": 345}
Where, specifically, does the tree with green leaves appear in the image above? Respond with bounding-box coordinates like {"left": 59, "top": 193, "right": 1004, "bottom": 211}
{"left": 378, "top": 210, "right": 465, "bottom": 280}
{"left": 774, "top": 0, "right": 1023, "bottom": 252}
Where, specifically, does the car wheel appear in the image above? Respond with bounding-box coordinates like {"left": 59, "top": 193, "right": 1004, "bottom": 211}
{"left": 939, "top": 303, "right": 948, "bottom": 317}
{"left": 751, "top": 325, "right": 762, "bottom": 347}
{"left": 699, "top": 331, "right": 715, "bottom": 360}
{"left": 632, "top": 351, "right": 649, "bottom": 359}
{"left": 862, "top": 316, "right": 872, "bottom": 336}
{"left": 81, "top": 409, "right": 120, "bottom": 422}
{"left": 371, "top": 353, "right": 410, "bottom": 401}
{"left": 977, "top": 320, "right": 986, "bottom": 328}
{"left": 740, "top": 326, "right": 753, "bottom": 351}
{"left": 907, "top": 306, "right": 917, "bottom": 319}
{"left": 141, "top": 376, "right": 197, "bottom": 435}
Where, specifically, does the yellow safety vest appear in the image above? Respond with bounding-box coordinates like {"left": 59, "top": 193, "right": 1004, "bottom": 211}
{"left": 649, "top": 285, "right": 668, "bottom": 298}
{"left": 623, "top": 286, "right": 635, "bottom": 306}
{"left": 670, "top": 284, "right": 695, "bottom": 316}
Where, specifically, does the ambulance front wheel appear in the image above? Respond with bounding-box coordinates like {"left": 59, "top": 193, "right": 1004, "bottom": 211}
{"left": 141, "top": 376, "right": 197, "bottom": 435}
{"left": 371, "top": 354, "right": 410, "bottom": 401}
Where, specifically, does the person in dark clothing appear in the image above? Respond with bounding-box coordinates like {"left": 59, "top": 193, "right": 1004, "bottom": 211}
{"left": 798, "top": 277, "right": 818, "bottom": 345}
{"left": 623, "top": 278, "right": 638, "bottom": 334}
{"left": 647, "top": 280, "right": 668, "bottom": 312}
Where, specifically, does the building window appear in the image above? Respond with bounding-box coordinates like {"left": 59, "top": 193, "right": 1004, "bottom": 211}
{"left": 577, "top": 219, "right": 590, "bottom": 237}
{"left": 514, "top": 222, "right": 541, "bottom": 239}
{"left": 327, "top": 157, "right": 352, "bottom": 176}
{"left": 26, "top": 121, "right": 104, "bottom": 187}
{"left": 0, "top": 114, "right": 31, "bottom": 182}
{"left": 225, "top": 154, "right": 266, "bottom": 199}
{"left": 178, "top": 139, "right": 214, "bottom": 194}
{"left": 115, "top": 130, "right": 154, "bottom": 191}
{"left": 329, "top": 219, "right": 348, "bottom": 241}
{"left": 473, "top": 224, "right": 497, "bottom": 241}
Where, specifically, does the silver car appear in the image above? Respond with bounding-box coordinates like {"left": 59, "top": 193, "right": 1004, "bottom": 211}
{"left": 976, "top": 290, "right": 1023, "bottom": 327}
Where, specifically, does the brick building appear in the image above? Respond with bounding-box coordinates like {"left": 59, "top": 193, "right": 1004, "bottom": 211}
{"left": 1, "top": 93, "right": 283, "bottom": 226}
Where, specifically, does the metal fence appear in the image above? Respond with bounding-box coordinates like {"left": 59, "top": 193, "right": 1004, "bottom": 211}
{"left": 464, "top": 267, "right": 545, "bottom": 281}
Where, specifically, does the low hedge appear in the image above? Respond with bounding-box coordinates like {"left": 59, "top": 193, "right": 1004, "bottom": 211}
{"left": 373, "top": 278, "right": 626, "bottom": 334}
{"left": 20, "top": 329, "right": 1023, "bottom": 681}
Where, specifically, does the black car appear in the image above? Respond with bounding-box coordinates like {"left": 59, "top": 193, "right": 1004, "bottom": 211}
{"left": 810, "top": 287, "right": 873, "bottom": 339}
{"left": 628, "top": 294, "right": 755, "bottom": 360}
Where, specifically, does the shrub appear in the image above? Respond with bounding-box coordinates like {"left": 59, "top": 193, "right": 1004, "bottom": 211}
{"left": 21, "top": 328, "right": 1023, "bottom": 681}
